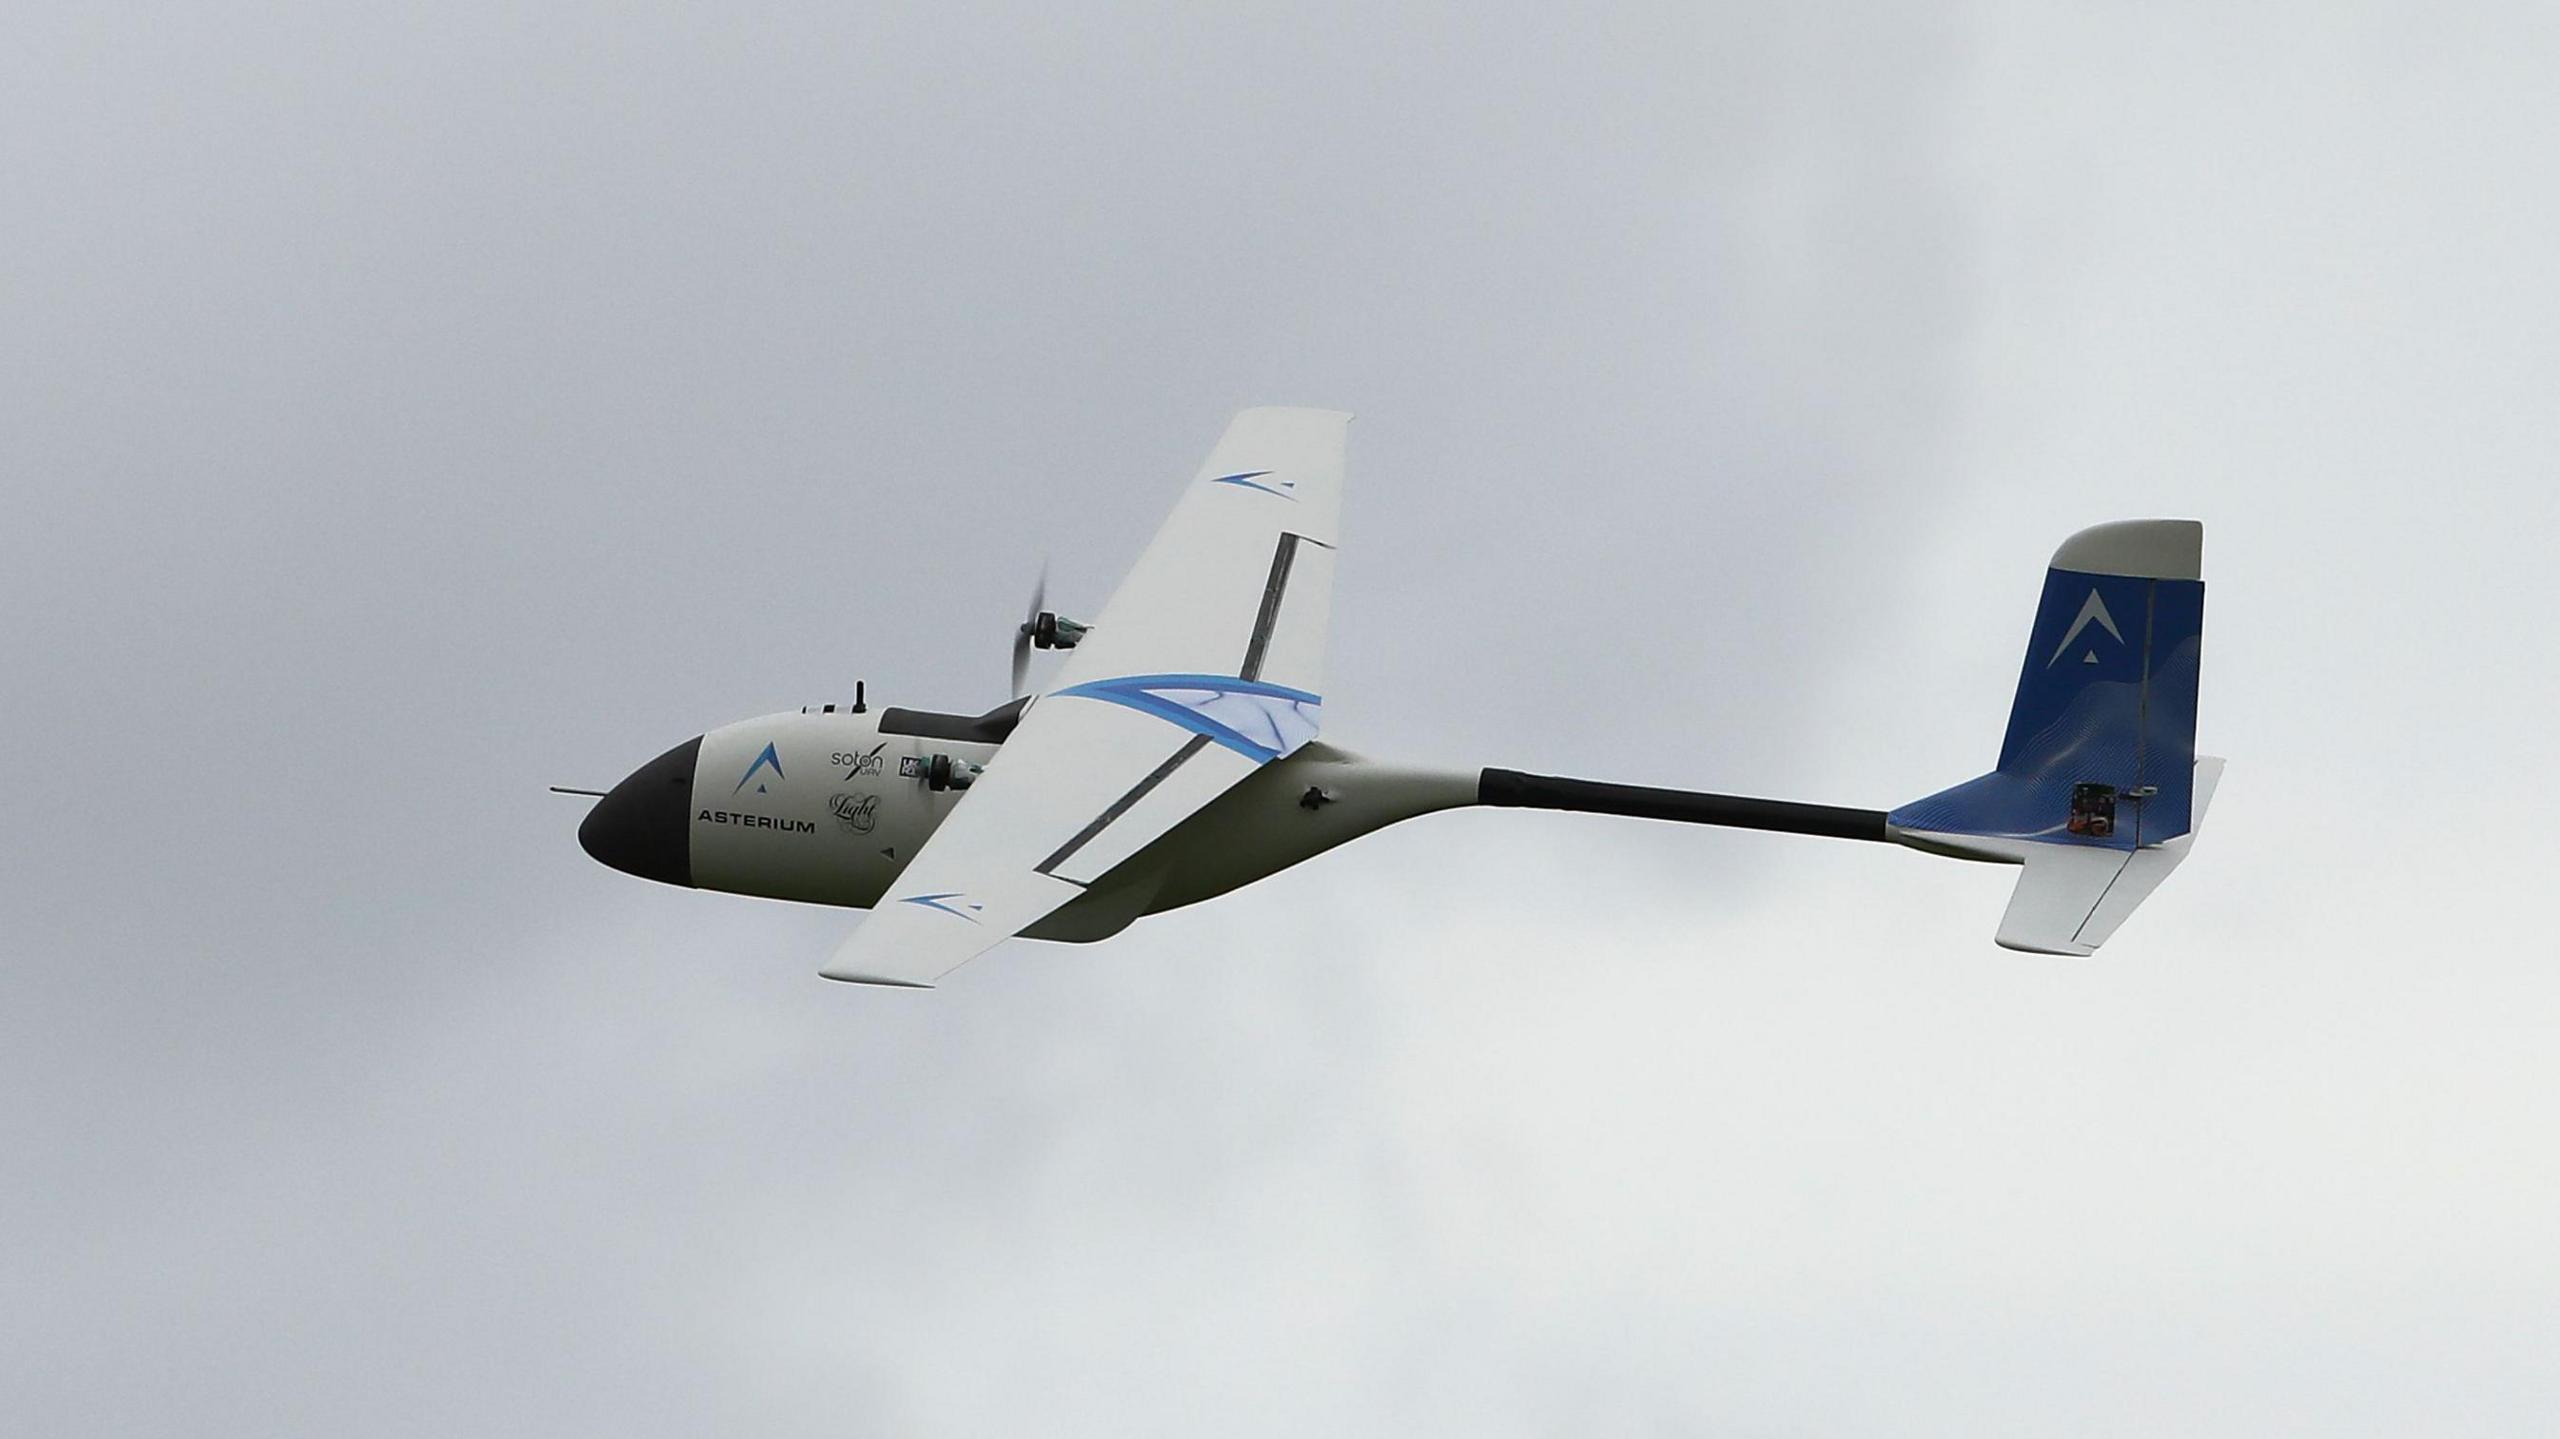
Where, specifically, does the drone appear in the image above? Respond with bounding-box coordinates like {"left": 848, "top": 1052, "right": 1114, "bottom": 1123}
{"left": 567, "top": 408, "right": 2217, "bottom": 988}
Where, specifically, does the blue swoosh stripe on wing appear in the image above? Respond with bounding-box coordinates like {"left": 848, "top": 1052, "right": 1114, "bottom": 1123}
{"left": 1054, "top": 673, "right": 1322, "bottom": 763}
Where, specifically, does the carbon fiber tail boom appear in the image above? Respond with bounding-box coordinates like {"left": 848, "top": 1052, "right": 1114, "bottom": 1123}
{"left": 1477, "top": 768, "right": 1889, "bottom": 843}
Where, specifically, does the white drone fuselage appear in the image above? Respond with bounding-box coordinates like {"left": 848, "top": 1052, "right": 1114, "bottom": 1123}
{"left": 682, "top": 707, "right": 1471, "bottom": 941}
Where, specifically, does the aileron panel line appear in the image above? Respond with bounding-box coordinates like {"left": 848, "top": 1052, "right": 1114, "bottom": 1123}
{"left": 1037, "top": 733, "right": 1212, "bottom": 881}
{"left": 1241, "top": 534, "right": 1302, "bottom": 681}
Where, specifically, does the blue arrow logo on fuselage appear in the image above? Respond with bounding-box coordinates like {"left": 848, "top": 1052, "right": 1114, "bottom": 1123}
{"left": 734, "top": 741, "right": 785, "bottom": 794}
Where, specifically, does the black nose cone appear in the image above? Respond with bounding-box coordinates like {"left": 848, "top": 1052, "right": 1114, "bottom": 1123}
{"left": 579, "top": 736, "right": 700, "bottom": 887}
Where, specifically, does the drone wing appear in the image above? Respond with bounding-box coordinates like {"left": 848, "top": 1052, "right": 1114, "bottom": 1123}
{"left": 822, "top": 407, "right": 1350, "bottom": 987}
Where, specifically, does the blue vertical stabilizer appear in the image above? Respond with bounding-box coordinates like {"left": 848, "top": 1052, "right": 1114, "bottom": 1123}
{"left": 1889, "top": 520, "right": 2216, "bottom": 955}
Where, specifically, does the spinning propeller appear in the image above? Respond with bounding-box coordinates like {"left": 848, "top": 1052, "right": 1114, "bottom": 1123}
{"left": 1010, "top": 561, "right": 1089, "bottom": 698}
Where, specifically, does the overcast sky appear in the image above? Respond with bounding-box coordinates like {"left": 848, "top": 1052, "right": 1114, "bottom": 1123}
{"left": 7, "top": 2, "right": 2557, "bottom": 1434}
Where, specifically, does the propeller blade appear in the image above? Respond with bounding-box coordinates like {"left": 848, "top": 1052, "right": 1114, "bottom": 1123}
{"left": 1010, "top": 561, "right": 1049, "bottom": 699}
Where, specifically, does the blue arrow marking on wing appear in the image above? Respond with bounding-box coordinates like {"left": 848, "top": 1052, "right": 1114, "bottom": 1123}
{"left": 1210, "top": 470, "right": 1296, "bottom": 500}
{"left": 902, "top": 893, "right": 984, "bottom": 923}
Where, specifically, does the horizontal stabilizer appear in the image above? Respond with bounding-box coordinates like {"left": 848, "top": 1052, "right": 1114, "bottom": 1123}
{"left": 1993, "top": 756, "right": 2223, "bottom": 955}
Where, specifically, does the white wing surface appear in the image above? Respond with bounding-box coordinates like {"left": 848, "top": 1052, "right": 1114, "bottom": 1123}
{"left": 822, "top": 407, "right": 1349, "bottom": 987}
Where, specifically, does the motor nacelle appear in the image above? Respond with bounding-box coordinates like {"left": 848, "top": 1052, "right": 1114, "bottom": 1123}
{"left": 926, "top": 753, "right": 980, "bottom": 792}
{"left": 1022, "top": 611, "right": 1089, "bottom": 650}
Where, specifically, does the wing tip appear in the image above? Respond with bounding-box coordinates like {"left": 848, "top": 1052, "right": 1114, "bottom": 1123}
{"left": 817, "top": 968, "right": 937, "bottom": 990}
{"left": 1994, "top": 934, "right": 2099, "bottom": 958}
